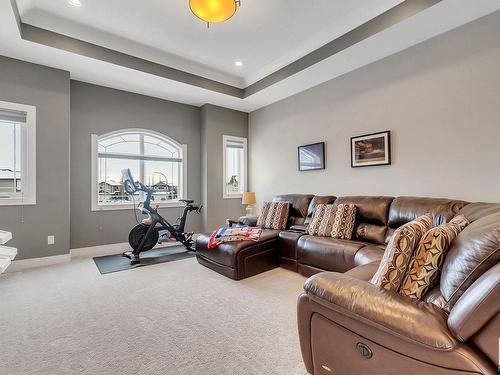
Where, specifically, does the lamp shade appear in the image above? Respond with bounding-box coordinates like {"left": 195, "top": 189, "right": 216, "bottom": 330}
{"left": 242, "top": 192, "right": 256, "bottom": 205}
{"left": 189, "top": 0, "right": 237, "bottom": 23}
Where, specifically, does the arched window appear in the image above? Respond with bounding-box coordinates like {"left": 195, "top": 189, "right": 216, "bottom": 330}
{"left": 91, "top": 129, "right": 186, "bottom": 210}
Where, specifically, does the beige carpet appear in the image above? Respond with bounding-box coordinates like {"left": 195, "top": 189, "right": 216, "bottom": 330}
{"left": 0, "top": 256, "right": 308, "bottom": 375}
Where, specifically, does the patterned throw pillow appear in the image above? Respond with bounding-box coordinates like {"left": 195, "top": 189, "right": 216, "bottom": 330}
{"left": 370, "top": 213, "right": 433, "bottom": 291}
{"left": 257, "top": 201, "right": 271, "bottom": 227}
{"left": 307, "top": 204, "right": 326, "bottom": 235}
{"left": 399, "top": 215, "right": 469, "bottom": 299}
{"left": 257, "top": 201, "right": 290, "bottom": 230}
{"left": 331, "top": 204, "right": 357, "bottom": 240}
{"left": 307, "top": 204, "right": 338, "bottom": 236}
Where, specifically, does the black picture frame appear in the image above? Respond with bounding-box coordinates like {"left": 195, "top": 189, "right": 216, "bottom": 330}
{"left": 350, "top": 131, "right": 391, "bottom": 168}
{"left": 298, "top": 142, "right": 325, "bottom": 171}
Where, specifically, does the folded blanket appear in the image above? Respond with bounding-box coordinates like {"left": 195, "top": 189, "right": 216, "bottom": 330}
{"left": 208, "top": 226, "right": 263, "bottom": 249}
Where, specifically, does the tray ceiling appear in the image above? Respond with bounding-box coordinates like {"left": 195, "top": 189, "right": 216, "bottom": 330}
{"left": 1, "top": 0, "right": 500, "bottom": 111}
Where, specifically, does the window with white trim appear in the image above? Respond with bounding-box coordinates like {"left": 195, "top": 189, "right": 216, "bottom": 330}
{"left": 222, "top": 135, "right": 247, "bottom": 199}
{"left": 91, "top": 129, "right": 186, "bottom": 210}
{"left": 0, "top": 101, "right": 36, "bottom": 206}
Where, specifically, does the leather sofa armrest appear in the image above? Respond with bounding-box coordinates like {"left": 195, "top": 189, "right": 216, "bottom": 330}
{"left": 344, "top": 262, "right": 380, "bottom": 281}
{"left": 353, "top": 245, "right": 385, "bottom": 267}
{"left": 289, "top": 224, "right": 306, "bottom": 232}
{"left": 304, "top": 272, "right": 457, "bottom": 350}
{"left": 237, "top": 215, "right": 258, "bottom": 226}
{"left": 448, "top": 263, "right": 500, "bottom": 342}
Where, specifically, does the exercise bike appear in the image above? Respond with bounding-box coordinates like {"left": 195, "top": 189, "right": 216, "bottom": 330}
{"left": 121, "top": 168, "right": 202, "bottom": 265}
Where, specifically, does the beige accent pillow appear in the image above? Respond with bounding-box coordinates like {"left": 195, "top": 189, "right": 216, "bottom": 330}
{"left": 399, "top": 215, "right": 469, "bottom": 300}
{"left": 257, "top": 201, "right": 290, "bottom": 230}
{"left": 370, "top": 213, "right": 433, "bottom": 291}
{"left": 331, "top": 204, "right": 357, "bottom": 240}
{"left": 308, "top": 204, "right": 338, "bottom": 236}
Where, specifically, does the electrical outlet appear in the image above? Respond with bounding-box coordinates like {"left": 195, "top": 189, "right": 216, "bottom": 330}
{"left": 47, "top": 235, "right": 55, "bottom": 245}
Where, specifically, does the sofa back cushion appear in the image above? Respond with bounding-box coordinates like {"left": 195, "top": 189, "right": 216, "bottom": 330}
{"left": 335, "top": 196, "right": 393, "bottom": 245}
{"left": 273, "top": 194, "right": 313, "bottom": 228}
{"left": 440, "top": 203, "right": 500, "bottom": 306}
{"left": 304, "top": 195, "right": 337, "bottom": 225}
{"left": 388, "top": 197, "right": 468, "bottom": 229}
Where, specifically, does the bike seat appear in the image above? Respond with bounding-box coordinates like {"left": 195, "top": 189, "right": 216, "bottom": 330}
{"left": 179, "top": 199, "right": 194, "bottom": 204}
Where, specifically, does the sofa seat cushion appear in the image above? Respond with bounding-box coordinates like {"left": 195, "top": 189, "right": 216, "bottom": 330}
{"left": 297, "top": 236, "right": 373, "bottom": 272}
{"left": 196, "top": 229, "right": 280, "bottom": 268}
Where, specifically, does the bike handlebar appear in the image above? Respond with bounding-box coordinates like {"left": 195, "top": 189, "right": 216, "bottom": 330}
{"left": 122, "top": 168, "right": 201, "bottom": 213}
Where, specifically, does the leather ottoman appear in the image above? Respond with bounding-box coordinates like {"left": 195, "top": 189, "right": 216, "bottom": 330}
{"left": 195, "top": 229, "right": 281, "bottom": 280}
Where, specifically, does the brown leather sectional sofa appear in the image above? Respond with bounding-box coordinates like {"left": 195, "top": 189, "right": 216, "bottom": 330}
{"left": 195, "top": 194, "right": 500, "bottom": 374}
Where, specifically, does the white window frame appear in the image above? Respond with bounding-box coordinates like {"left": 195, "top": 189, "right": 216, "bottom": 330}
{"left": 222, "top": 134, "right": 247, "bottom": 199}
{"left": 91, "top": 129, "right": 187, "bottom": 211}
{"left": 0, "top": 100, "right": 36, "bottom": 206}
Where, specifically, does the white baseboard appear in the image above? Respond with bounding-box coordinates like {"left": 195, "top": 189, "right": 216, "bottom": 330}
{"left": 70, "top": 241, "right": 180, "bottom": 259}
{"left": 4, "top": 240, "right": 186, "bottom": 273}
{"left": 7, "top": 254, "right": 71, "bottom": 273}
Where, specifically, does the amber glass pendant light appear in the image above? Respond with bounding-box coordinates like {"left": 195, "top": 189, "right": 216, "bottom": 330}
{"left": 189, "top": 0, "right": 240, "bottom": 27}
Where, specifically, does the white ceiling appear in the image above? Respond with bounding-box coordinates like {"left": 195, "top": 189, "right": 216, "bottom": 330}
{"left": 1, "top": 0, "right": 500, "bottom": 112}
{"left": 16, "top": 0, "right": 404, "bottom": 87}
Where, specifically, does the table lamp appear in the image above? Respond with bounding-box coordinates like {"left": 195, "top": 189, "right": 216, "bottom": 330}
{"left": 242, "top": 192, "right": 256, "bottom": 215}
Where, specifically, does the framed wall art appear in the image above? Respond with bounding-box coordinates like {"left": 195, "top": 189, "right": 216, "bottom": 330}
{"left": 351, "top": 131, "right": 391, "bottom": 168}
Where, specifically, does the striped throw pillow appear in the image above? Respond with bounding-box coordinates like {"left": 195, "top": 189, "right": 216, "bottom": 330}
{"left": 308, "top": 204, "right": 338, "bottom": 236}
{"left": 257, "top": 201, "right": 271, "bottom": 227}
{"left": 257, "top": 201, "right": 290, "bottom": 230}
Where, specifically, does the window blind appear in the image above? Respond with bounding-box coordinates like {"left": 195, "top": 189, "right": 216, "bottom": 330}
{"left": 0, "top": 109, "right": 27, "bottom": 123}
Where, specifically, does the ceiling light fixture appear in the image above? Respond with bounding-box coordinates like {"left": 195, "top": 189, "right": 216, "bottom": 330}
{"left": 68, "top": 0, "right": 82, "bottom": 7}
{"left": 235, "top": 61, "right": 243, "bottom": 67}
{"left": 189, "top": 0, "right": 241, "bottom": 28}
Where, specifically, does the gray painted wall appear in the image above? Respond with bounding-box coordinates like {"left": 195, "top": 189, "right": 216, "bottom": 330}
{"left": 201, "top": 104, "right": 248, "bottom": 232}
{"left": 249, "top": 12, "right": 500, "bottom": 207}
{"left": 0, "top": 56, "right": 70, "bottom": 260}
{"left": 70, "top": 81, "right": 202, "bottom": 249}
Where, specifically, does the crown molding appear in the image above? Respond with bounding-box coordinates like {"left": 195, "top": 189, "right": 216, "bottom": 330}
{"left": 10, "top": 0, "right": 442, "bottom": 100}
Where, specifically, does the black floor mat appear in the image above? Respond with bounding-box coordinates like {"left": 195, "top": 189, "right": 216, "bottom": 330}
{"left": 93, "top": 245, "right": 195, "bottom": 274}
